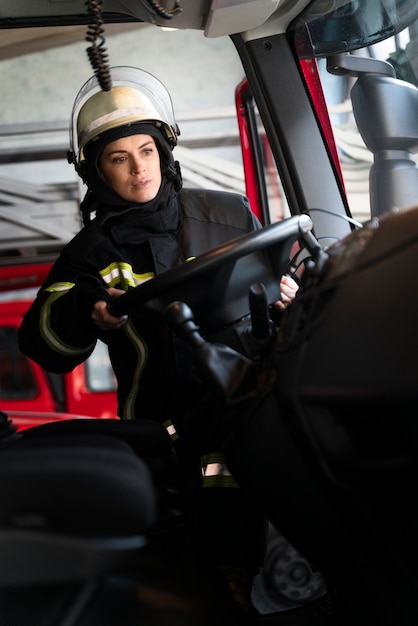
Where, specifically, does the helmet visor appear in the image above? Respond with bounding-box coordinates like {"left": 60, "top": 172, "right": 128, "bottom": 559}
{"left": 70, "top": 66, "right": 179, "bottom": 168}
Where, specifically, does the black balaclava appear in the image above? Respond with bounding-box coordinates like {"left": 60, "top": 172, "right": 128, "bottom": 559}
{"left": 80, "top": 121, "right": 182, "bottom": 224}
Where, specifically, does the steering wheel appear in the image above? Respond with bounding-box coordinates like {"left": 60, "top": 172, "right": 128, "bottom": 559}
{"left": 109, "top": 214, "right": 312, "bottom": 336}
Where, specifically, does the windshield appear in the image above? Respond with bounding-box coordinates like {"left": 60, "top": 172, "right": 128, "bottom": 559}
{"left": 291, "top": 0, "right": 418, "bottom": 58}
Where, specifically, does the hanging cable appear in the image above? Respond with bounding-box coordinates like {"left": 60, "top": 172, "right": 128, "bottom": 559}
{"left": 85, "top": 0, "right": 113, "bottom": 91}
{"left": 144, "top": 0, "right": 183, "bottom": 20}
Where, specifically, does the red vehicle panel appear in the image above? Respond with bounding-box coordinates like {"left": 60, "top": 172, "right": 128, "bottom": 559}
{"left": 0, "top": 296, "right": 118, "bottom": 430}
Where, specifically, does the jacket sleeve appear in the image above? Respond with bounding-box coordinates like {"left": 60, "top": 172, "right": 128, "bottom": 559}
{"left": 18, "top": 248, "right": 111, "bottom": 374}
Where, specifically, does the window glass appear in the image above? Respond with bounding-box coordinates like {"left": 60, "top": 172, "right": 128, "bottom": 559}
{"left": 0, "top": 326, "right": 37, "bottom": 398}
{"left": 85, "top": 339, "right": 117, "bottom": 392}
{"left": 291, "top": 0, "right": 418, "bottom": 58}
{"left": 316, "top": 25, "right": 417, "bottom": 223}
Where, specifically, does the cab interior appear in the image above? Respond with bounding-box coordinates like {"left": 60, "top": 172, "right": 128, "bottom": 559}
{"left": 1, "top": 1, "right": 418, "bottom": 625}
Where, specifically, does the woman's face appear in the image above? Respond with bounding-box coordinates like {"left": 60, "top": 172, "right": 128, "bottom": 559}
{"left": 99, "top": 134, "right": 162, "bottom": 203}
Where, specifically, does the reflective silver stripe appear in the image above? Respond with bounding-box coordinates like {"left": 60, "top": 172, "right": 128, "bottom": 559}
{"left": 44, "top": 281, "right": 75, "bottom": 292}
{"left": 165, "top": 423, "right": 177, "bottom": 437}
{"left": 202, "top": 462, "right": 232, "bottom": 478}
{"left": 82, "top": 108, "right": 156, "bottom": 139}
{"left": 161, "top": 419, "right": 179, "bottom": 441}
{"left": 200, "top": 452, "right": 240, "bottom": 488}
{"left": 99, "top": 262, "right": 154, "bottom": 289}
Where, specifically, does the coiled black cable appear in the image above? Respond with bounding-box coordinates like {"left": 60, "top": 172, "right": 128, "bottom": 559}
{"left": 144, "top": 0, "right": 183, "bottom": 20}
{"left": 85, "top": 0, "right": 113, "bottom": 91}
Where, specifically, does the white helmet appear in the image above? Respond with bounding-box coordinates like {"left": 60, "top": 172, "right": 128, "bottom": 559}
{"left": 69, "top": 66, "right": 180, "bottom": 172}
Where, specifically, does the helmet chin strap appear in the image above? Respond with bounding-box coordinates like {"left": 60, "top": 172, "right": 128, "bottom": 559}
{"left": 165, "top": 161, "right": 183, "bottom": 192}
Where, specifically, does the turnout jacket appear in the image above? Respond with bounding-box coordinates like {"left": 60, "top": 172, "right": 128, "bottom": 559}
{"left": 18, "top": 188, "right": 260, "bottom": 423}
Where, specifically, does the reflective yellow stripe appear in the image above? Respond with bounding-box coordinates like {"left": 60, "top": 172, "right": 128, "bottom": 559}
{"left": 202, "top": 474, "right": 240, "bottom": 488}
{"left": 121, "top": 319, "right": 148, "bottom": 420}
{"left": 40, "top": 290, "right": 95, "bottom": 357}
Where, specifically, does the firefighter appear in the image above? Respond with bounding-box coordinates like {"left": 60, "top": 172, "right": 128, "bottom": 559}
{"left": 18, "top": 66, "right": 298, "bottom": 613}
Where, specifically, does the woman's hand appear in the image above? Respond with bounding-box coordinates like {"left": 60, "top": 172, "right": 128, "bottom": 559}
{"left": 273, "top": 274, "right": 299, "bottom": 311}
{"left": 91, "top": 276, "right": 299, "bottom": 330}
{"left": 92, "top": 288, "right": 128, "bottom": 331}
